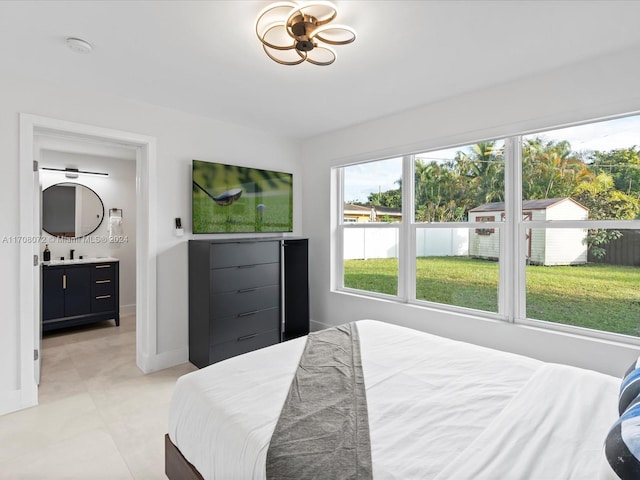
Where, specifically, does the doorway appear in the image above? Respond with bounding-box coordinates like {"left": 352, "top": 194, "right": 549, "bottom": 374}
{"left": 18, "top": 114, "right": 158, "bottom": 411}
{"left": 37, "top": 137, "right": 137, "bottom": 389}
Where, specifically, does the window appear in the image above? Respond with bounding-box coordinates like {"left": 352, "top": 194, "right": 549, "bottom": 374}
{"left": 335, "top": 113, "right": 640, "bottom": 342}
{"left": 521, "top": 117, "right": 640, "bottom": 336}
{"left": 341, "top": 157, "right": 402, "bottom": 296}
{"left": 475, "top": 216, "right": 496, "bottom": 235}
{"left": 414, "top": 142, "right": 504, "bottom": 314}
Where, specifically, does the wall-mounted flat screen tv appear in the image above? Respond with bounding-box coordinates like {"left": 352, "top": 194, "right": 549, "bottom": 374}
{"left": 192, "top": 159, "right": 293, "bottom": 234}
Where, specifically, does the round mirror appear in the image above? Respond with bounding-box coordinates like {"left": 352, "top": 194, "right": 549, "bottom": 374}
{"left": 42, "top": 182, "right": 105, "bottom": 238}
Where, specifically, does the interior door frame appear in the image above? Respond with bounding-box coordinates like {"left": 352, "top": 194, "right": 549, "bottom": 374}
{"left": 19, "top": 114, "right": 158, "bottom": 410}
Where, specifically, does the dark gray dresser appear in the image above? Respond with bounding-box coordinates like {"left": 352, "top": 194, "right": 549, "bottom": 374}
{"left": 188, "top": 238, "right": 309, "bottom": 368}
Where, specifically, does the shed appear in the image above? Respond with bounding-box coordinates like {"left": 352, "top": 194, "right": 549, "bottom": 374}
{"left": 468, "top": 198, "right": 589, "bottom": 265}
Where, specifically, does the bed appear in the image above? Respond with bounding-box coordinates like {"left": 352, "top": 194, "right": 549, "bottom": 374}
{"left": 166, "top": 319, "right": 634, "bottom": 479}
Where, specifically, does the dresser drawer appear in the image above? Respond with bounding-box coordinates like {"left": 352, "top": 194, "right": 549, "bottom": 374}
{"left": 211, "top": 285, "right": 279, "bottom": 319}
{"left": 211, "top": 307, "right": 279, "bottom": 344}
{"left": 210, "top": 262, "right": 279, "bottom": 294}
{"left": 208, "top": 329, "right": 280, "bottom": 363}
{"left": 210, "top": 241, "right": 279, "bottom": 268}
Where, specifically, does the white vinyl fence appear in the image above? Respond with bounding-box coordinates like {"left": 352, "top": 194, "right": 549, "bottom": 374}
{"left": 344, "top": 228, "right": 469, "bottom": 260}
{"left": 344, "top": 228, "right": 399, "bottom": 260}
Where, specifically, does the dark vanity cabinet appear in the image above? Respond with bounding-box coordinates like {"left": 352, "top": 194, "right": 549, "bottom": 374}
{"left": 42, "top": 260, "right": 120, "bottom": 332}
{"left": 188, "top": 238, "right": 309, "bottom": 368}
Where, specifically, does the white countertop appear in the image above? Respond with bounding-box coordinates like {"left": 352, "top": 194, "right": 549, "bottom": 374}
{"left": 43, "top": 257, "right": 119, "bottom": 266}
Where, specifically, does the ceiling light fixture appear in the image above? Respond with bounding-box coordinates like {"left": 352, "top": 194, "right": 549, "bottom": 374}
{"left": 42, "top": 167, "right": 108, "bottom": 178}
{"left": 66, "top": 37, "right": 93, "bottom": 54}
{"left": 256, "top": 1, "right": 356, "bottom": 66}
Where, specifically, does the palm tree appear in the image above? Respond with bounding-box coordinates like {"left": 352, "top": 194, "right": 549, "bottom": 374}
{"left": 522, "top": 138, "right": 592, "bottom": 199}
{"left": 453, "top": 141, "right": 505, "bottom": 206}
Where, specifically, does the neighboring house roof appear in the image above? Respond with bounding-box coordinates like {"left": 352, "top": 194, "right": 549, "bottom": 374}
{"left": 372, "top": 205, "right": 402, "bottom": 216}
{"left": 469, "top": 197, "right": 588, "bottom": 212}
{"left": 343, "top": 203, "right": 402, "bottom": 216}
{"left": 344, "top": 204, "right": 372, "bottom": 214}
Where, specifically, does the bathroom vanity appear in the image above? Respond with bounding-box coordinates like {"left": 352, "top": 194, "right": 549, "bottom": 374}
{"left": 42, "top": 257, "right": 120, "bottom": 332}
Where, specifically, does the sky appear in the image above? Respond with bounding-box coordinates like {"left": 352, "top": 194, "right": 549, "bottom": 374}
{"left": 343, "top": 115, "right": 640, "bottom": 203}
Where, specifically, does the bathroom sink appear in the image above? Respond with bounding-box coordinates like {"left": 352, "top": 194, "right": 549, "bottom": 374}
{"left": 43, "top": 257, "right": 118, "bottom": 266}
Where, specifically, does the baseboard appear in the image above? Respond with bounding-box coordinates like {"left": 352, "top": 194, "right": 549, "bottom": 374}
{"left": 0, "top": 388, "right": 36, "bottom": 417}
{"left": 138, "top": 346, "right": 189, "bottom": 374}
{"left": 120, "top": 303, "right": 136, "bottom": 315}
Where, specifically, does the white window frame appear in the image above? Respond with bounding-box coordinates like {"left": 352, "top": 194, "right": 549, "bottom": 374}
{"left": 333, "top": 118, "right": 640, "bottom": 345}
{"left": 336, "top": 157, "right": 405, "bottom": 301}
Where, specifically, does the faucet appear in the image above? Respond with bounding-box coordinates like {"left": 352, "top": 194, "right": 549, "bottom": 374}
{"left": 70, "top": 249, "right": 75, "bottom": 260}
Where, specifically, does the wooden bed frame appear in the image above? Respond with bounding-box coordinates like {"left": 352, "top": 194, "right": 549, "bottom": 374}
{"left": 165, "top": 434, "right": 204, "bottom": 480}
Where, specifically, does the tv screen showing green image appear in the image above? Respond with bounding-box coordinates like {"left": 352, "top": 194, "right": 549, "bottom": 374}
{"left": 192, "top": 159, "right": 293, "bottom": 234}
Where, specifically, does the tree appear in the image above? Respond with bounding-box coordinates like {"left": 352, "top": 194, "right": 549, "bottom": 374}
{"left": 414, "top": 159, "right": 468, "bottom": 221}
{"left": 412, "top": 141, "right": 504, "bottom": 222}
{"left": 368, "top": 184, "right": 401, "bottom": 209}
{"left": 589, "top": 147, "right": 640, "bottom": 199}
{"left": 416, "top": 200, "right": 466, "bottom": 222}
{"left": 522, "top": 137, "right": 592, "bottom": 200}
{"left": 366, "top": 139, "right": 639, "bottom": 237}
{"left": 573, "top": 173, "right": 640, "bottom": 220}
{"left": 453, "top": 141, "right": 505, "bottom": 205}
{"left": 573, "top": 173, "right": 640, "bottom": 258}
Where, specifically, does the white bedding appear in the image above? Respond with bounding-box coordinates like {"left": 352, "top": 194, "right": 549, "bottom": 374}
{"left": 168, "top": 320, "right": 620, "bottom": 479}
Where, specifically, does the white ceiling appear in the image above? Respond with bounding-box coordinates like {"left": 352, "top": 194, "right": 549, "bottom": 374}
{"left": 2, "top": 1, "right": 640, "bottom": 141}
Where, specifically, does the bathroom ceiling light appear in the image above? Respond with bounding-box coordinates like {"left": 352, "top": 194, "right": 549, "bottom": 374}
{"left": 42, "top": 167, "right": 108, "bottom": 177}
{"left": 66, "top": 37, "right": 93, "bottom": 54}
{"left": 255, "top": 1, "right": 356, "bottom": 66}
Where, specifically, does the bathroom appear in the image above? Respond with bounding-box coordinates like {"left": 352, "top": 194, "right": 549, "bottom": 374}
{"left": 38, "top": 135, "right": 137, "bottom": 336}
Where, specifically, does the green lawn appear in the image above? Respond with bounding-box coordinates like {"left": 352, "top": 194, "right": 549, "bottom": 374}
{"left": 344, "top": 256, "right": 640, "bottom": 337}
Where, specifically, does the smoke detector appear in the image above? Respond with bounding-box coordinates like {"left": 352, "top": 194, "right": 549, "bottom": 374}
{"left": 66, "top": 37, "right": 93, "bottom": 54}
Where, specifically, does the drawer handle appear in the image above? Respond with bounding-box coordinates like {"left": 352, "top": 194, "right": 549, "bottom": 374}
{"left": 95, "top": 295, "right": 111, "bottom": 300}
{"left": 238, "top": 310, "right": 258, "bottom": 317}
{"left": 95, "top": 280, "right": 111, "bottom": 284}
{"left": 237, "top": 287, "right": 256, "bottom": 294}
{"left": 237, "top": 333, "right": 258, "bottom": 341}
{"left": 95, "top": 265, "right": 111, "bottom": 269}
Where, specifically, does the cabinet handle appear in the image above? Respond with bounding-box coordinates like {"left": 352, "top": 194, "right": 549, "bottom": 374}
{"left": 95, "top": 265, "right": 111, "bottom": 269}
{"left": 95, "top": 295, "right": 111, "bottom": 299}
{"left": 237, "top": 333, "right": 258, "bottom": 341}
{"left": 62, "top": 274, "right": 66, "bottom": 290}
{"left": 237, "top": 287, "right": 256, "bottom": 294}
{"left": 238, "top": 310, "right": 258, "bottom": 317}
{"left": 95, "top": 280, "right": 111, "bottom": 284}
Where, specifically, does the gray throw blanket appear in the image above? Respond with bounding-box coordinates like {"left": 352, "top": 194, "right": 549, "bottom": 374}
{"left": 266, "top": 323, "right": 373, "bottom": 480}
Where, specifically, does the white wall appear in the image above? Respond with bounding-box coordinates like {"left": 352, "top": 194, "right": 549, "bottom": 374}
{"left": 301, "top": 45, "right": 640, "bottom": 377}
{"left": 0, "top": 69, "right": 300, "bottom": 414}
{"left": 39, "top": 150, "right": 137, "bottom": 310}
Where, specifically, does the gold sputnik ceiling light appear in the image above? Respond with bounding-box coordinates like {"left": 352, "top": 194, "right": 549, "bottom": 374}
{"left": 256, "top": 1, "right": 356, "bottom": 66}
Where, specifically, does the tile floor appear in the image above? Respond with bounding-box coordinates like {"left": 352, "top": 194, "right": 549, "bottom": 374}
{"left": 0, "top": 314, "right": 196, "bottom": 479}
